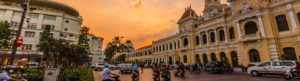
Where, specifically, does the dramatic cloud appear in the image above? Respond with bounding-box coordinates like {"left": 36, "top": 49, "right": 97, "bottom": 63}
{"left": 52, "top": 0, "right": 227, "bottom": 49}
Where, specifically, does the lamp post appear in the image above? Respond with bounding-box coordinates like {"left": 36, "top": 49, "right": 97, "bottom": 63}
{"left": 9, "top": 0, "right": 31, "bottom": 65}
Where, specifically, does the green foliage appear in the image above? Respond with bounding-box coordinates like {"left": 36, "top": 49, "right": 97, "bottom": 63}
{"left": 280, "top": 54, "right": 297, "bottom": 60}
{"left": 10, "top": 68, "right": 44, "bottom": 81}
{"left": 78, "top": 26, "right": 90, "bottom": 51}
{"left": 104, "top": 36, "right": 134, "bottom": 62}
{"left": 0, "top": 21, "right": 12, "bottom": 49}
{"left": 58, "top": 66, "right": 93, "bottom": 81}
{"left": 38, "top": 25, "right": 90, "bottom": 67}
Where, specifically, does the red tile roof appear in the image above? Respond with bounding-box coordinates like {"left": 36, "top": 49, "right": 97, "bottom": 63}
{"left": 179, "top": 9, "right": 197, "bottom": 21}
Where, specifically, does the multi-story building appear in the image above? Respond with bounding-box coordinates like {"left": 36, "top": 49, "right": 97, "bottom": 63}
{"left": 0, "top": 0, "right": 103, "bottom": 66}
{"left": 127, "top": 0, "right": 300, "bottom": 67}
{"left": 88, "top": 34, "right": 105, "bottom": 64}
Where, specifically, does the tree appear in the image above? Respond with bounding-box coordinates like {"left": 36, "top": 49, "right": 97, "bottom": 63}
{"left": 78, "top": 26, "right": 90, "bottom": 51}
{"left": 0, "top": 21, "right": 12, "bottom": 49}
{"left": 280, "top": 54, "right": 296, "bottom": 60}
{"left": 38, "top": 25, "right": 54, "bottom": 65}
{"left": 104, "top": 36, "right": 134, "bottom": 62}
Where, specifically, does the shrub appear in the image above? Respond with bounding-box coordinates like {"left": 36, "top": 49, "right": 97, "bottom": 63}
{"left": 58, "top": 66, "right": 93, "bottom": 81}
{"left": 10, "top": 68, "right": 44, "bottom": 81}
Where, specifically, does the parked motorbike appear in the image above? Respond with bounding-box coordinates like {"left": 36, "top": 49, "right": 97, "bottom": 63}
{"left": 131, "top": 71, "right": 139, "bottom": 81}
{"left": 283, "top": 68, "right": 300, "bottom": 80}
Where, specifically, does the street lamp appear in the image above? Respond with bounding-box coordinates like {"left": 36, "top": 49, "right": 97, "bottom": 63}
{"left": 9, "top": 0, "right": 31, "bottom": 65}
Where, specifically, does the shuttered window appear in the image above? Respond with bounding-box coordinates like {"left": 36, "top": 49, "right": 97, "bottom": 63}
{"left": 275, "top": 15, "right": 289, "bottom": 31}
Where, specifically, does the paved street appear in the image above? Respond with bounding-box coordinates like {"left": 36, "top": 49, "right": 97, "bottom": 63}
{"left": 93, "top": 68, "right": 288, "bottom": 81}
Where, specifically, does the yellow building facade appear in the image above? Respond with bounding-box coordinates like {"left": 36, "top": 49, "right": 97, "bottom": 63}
{"left": 126, "top": 0, "right": 300, "bottom": 67}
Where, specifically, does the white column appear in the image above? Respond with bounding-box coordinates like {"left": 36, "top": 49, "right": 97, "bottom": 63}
{"left": 214, "top": 29, "right": 218, "bottom": 44}
{"left": 188, "top": 37, "right": 191, "bottom": 48}
{"left": 223, "top": 27, "right": 228, "bottom": 43}
{"left": 173, "top": 55, "right": 175, "bottom": 64}
{"left": 258, "top": 15, "right": 266, "bottom": 37}
{"left": 287, "top": 3, "right": 298, "bottom": 32}
{"left": 236, "top": 21, "right": 242, "bottom": 39}
{"left": 206, "top": 31, "right": 209, "bottom": 45}
{"left": 192, "top": 52, "right": 195, "bottom": 64}
{"left": 199, "top": 34, "right": 202, "bottom": 46}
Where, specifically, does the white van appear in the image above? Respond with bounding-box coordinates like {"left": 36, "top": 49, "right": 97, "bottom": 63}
{"left": 247, "top": 60, "right": 296, "bottom": 77}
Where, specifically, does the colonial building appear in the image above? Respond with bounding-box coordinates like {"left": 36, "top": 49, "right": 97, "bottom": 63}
{"left": 88, "top": 34, "right": 105, "bottom": 64}
{"left": 0, "top": 0, "right": 103, "bottom": 66}
{"left": 127, "top": 0, "right": 300, "bottom": 67}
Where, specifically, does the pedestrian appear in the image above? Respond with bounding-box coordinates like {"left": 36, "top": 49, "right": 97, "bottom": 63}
{"left": 239, "top": 63, "right": 245, "bottom": 72}
{"left": 0, "top": 66, "right": 26, "bottom": 81}
{"left": 140, "top": 62, "right": 144, "bottom": 72}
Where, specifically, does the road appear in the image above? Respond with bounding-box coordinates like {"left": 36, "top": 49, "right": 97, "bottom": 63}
{"left": 93, "top": 68, "right": 288, "bottom": 81}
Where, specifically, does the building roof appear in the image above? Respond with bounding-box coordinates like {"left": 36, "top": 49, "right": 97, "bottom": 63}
{"left": 136, "top": 45, "right": 152, "bottom": 51}
{"left": 4, "top": 0, "right": 79, "bottom": 17}
{"left": 179, "top": 6, "right": 198, "bottom": 21}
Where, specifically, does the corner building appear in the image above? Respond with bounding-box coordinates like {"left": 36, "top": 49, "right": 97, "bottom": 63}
{"left": 127, "top": 0, "right": 300, "bottom": 67}
{"left": 0, "top": 0, "right": 103, "bottom": 66}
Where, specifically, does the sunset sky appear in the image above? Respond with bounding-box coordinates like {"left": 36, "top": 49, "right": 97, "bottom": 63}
{"left": 52, "top": 0, "right": 227, "bottom": 49}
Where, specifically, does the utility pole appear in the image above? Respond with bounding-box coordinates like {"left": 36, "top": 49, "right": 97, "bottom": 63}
{"left": 9, "top": 0, "right": 31, "bottom": 65}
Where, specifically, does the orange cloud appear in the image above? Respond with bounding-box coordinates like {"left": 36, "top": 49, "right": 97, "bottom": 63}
{"left": 52, "top": 0, "right": 227, "bottom": 49}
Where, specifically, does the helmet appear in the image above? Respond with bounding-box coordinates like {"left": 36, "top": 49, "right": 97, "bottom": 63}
{"left": 105, "top": 64, "right": 109, "bottom": 68}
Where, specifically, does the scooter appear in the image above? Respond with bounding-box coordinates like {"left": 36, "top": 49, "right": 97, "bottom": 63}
{"left": 131, "top": 71, "right": 139, "bottom": 81}
{"left": 174, "top": 69, "right": 179, "bottom": 77}
{"left": 111, "top": 74, "right": 121, "bottom": 81}
{"left": 283, "top": 68, "right": 300, "bottom": 80}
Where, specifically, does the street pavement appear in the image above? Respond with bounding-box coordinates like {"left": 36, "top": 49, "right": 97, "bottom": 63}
{"left": 93, "top": 68, "right": 288, "bottom": 81}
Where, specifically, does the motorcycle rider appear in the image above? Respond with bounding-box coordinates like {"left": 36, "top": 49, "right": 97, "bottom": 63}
{"left": 292, "top": 61, "right": 300, "bottom": 76}
{"left": 161, "top": 65, "right": 171, "bottom": 81}
{"left": 102, "top": 64, "right": 115, "bottom": 81}
{"left": 133, "top": 64, "right": 139, "bottom": 78}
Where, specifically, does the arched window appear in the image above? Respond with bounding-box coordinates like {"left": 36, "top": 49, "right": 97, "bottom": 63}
{"left": 203, "top": 54, "right": 208, "bottom": 65}
{"left": 196, "top": 54, "right": 200, "bottom": 62}
{"left": 196, "top": 36, "right": 200, "bottom": 45}
{"left": 183, "top": 38, "right": 189, "bottom": 47}
{"left": 178, "top": 40, "right": 180, "bottom": 48}
{"left": 159, "top": 46, "right": 161, "bottom": 52}
{"left": 169, "top": 43, "right": 173, "bottom": 50}
{"left": 169, "top": 56, "right": 173, "bottom": 64}
{"left": 249, "top": 49, "right": 261, "bottom": 62}
{"left": 220, "top": 52, "right": 226, "bottom": 62}
{"left": 283, "top": 47, "right": 297, "bottom": 60}
{"left": 219, "top": 30, "right": 225, "bottom": 41}
{"left": 174, "top": 42, "right": 177, "bottom": 49}
{"left": 210, "top": 32, "right": 215, "bottom": 43}
{"left": 297, "top": 12, "right": 300, "bottom": 23}
{"left": 184, "top": 55, "right": 187, "bottom": 63}
{"left": 163, "top": 45, "right": 165, "bottom": 51}
{"left": 229, "top": 27, "right": 235, "bottom": 40}
{"left": 276, "top": 15, "right": 289, "bottom": 32}
{"left": 202, "top": 34, "right": 207, "bottom": 44}
{"left": 244, "top": 21, "right": 258, "bottom": 35}
{"left": 231, "top": 51, "right": 239, "bottom": 67}
{"left": 211, "top": 53, "right": 217, "bottom": 61}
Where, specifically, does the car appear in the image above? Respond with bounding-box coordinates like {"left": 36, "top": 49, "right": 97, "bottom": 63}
{"left": 120, "top": 63, "right": 133, "bottom": 73}
{"left": 26, "top": 62, "right": 40, "bottom": 68}
{"left": 205, "top": 61, "right": 233, "bottom": 73}
{"left": 95, "top": 63, "right": 105, "bottom": 71}
{"left": 247, "top": 60, "right": 296, "bottom": 77}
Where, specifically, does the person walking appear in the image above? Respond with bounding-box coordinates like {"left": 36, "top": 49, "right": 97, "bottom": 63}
{"left": 140, "top": 62, "right": 145, "bottom": 73}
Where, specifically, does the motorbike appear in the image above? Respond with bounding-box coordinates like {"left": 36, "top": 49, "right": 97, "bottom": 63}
{"left": 174, "top": 69, "right": 179, "bottom": 77}
{"left": 131, "top": 71, "right": 139, "bottom": 81}
{"left": 153, "top": 71, "right": 160, "bottom": 81}
{"left": 174, "top": 69, "right": 184, "bottom": 78}
{"left": 161, "top": 71, "right": 171, "bottom": 81}
{"left": 110, "top": 74, "right": 121, "bottom": 81}
{"left": 283, "top": 68, "right": 300, "bottom": 80}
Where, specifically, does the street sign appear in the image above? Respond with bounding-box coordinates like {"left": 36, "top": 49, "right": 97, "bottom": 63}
{"left": 16, "top": 36, "right": 23, "bottom": 47}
